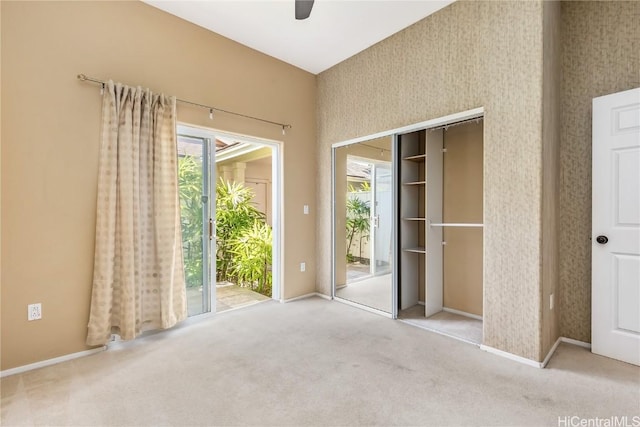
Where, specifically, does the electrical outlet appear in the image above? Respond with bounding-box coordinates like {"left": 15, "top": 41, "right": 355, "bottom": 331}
{"left": 28, "top": 303, "right": 42, "bottom": 321}
{"left": 300, "top": 262, "right": 306, "bottom": 272}
{"left": 550, "top": 293, "right": 554, "bottom": 310}
{"left": 303, "top": 205, "right": 309, "bottom": 215}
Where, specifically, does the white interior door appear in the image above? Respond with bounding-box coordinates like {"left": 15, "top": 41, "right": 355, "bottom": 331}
{"left": 592, "top": 87, "right": 640, "bottom": 366}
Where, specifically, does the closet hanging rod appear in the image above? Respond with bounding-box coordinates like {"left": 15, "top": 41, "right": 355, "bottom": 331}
{"left": 429, "top": 222, "right": 484, "bottom": 228}
{"left": 77, "top": 74, "right": 292, "bottom": 132}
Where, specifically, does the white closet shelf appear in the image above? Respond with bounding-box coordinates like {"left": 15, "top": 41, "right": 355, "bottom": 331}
{"left": 403, "top": 154, "right": 427, "bottom": 161}
{"left": 403, "top": 247, "right": 426, "bottom": 254}
{"left": 403, "top": 217, "right": 426, "bottom": 221}
{"left": 403, "top": 181, "right": 426, "bottom": 185}
{"left": 429, "top": 222, "right": 483, "bottom": 227}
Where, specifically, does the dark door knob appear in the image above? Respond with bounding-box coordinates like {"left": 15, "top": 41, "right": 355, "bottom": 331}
{"left": 596, "top": 235, "right": 608, "bottom": 244}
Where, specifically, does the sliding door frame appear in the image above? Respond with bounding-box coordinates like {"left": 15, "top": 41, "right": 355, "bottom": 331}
{"left": 330, "top": 107, "right": 484, "bottom": 320}
{"left": 177, "top": 123, "right": 283, "bottom": 312}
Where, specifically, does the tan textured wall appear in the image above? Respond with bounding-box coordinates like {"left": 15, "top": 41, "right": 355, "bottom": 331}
{"left": 559, "top": 1, "right": 640, "bottom": 342}
{"left": 318, "top": 1, "right": 546, "bottom": 360}
{"left": 1, "top": 1, "right": 316, "bottom": 370}
{"left": 540, "top": 0, "right": 561, "bottom": 360}
{"left": 443, "top": 122, "right": 483, "bottom": 317}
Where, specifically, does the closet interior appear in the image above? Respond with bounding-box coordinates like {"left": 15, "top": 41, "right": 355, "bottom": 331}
{"left": 396, "top": 119, "right": 484, "bottom": 345}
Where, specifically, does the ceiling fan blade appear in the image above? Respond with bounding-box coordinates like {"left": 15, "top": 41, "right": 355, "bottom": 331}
{"left": 295, "top": 0, "right": 314, "bottom": 20}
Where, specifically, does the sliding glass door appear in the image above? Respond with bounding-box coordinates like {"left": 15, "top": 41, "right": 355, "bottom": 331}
{"left": 177, "top": 125, "right": 283, "bottom": 316}
{"left": 177, "top": 134, "right": 213, "bottom": 316}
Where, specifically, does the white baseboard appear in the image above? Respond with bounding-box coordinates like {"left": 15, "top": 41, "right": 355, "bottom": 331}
{"left": 480, "top": 344, "right": 544, "bottom": 368}
{"left": 560, "top": 337, "right": 591, "bottom": 349}
{"left": 539, "top": 337, "right": 592, "bottom": 368}
{"left": 541, "top": 337, "right": 562, "bottom": 368}
{"left": 482, "top": 336, "right": 593, "bottom": 369}
{"left": 314, "top": 292, "right": 332, "bottom": 300}
{"left": 443, "top": 307, "right": 483, "bottom": 321}
{"left": 281, "top": 292, "right": 331, "bottom": 303}
{"left": 0, "top": 346, "right": 106, "bottom": 378}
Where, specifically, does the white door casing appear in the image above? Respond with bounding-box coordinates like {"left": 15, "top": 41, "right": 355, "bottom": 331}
{"left": 592, "top": 87, "right": 640, "bottom": 366}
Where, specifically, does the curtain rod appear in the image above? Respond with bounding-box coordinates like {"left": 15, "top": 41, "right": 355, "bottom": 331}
{"left": 77, "top": 74, "right": 292, "bottom": 133}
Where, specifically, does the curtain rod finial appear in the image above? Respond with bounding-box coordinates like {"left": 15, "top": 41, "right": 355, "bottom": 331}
{"left": 77, "top": 74, "right": 87, "bottom": 81}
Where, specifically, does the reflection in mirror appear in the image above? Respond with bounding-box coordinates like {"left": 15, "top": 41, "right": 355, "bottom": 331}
{"left": 334, "top": 136, "right": 393, "bottom": 313}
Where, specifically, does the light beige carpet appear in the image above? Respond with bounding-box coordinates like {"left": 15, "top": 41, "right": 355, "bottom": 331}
{"left": 399, "top": 305, "right": 483, "bottom": 345}
{"left": 1, "top": 297, "right": 639, "bottom": 426}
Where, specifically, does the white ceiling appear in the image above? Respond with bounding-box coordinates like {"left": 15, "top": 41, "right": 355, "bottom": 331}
{"left": 143, "top": 0, "right": 455, "bottom": 75}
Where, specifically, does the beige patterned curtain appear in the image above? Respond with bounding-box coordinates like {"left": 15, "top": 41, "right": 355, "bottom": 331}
{"left": 87, "top": 81, "right": 187, "bottom": 346}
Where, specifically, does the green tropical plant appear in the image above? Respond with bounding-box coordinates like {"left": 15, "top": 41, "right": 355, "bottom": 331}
{"left": 215, "top": 178, "right": 267, "bottom": 285}
{"left": 230, "top": 221, "right": 273, "bottom": 295}
{"left": 346, "top": 196, "right": 370, "bottom": 262}
{"left": 178, "top": 167, "right": 273, "bottom": 297}
{"left": 352, "top": 181, "right": 371, "bottom": 193}
{"left": 178, "top": 155, "right": 204, "bottom": 288}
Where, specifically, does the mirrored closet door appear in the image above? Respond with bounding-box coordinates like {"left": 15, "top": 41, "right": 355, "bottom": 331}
{"left": 333, "top": 136, "right": 394, "bottom": 314}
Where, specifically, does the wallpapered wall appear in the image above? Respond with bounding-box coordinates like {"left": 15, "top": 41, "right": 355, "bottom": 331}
{"left": 317, "top": 1, "right": 547, "bottom": 361}
{"left": 541, "top": 0, "right": 561, "bottom": 361}
{"left": 559, "top": 1, "right": 640, "bottom": 342}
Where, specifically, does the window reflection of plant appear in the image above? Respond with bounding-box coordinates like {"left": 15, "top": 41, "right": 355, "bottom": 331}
{"left": 346, "top": 183, "right": 370, "bottom": 263}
